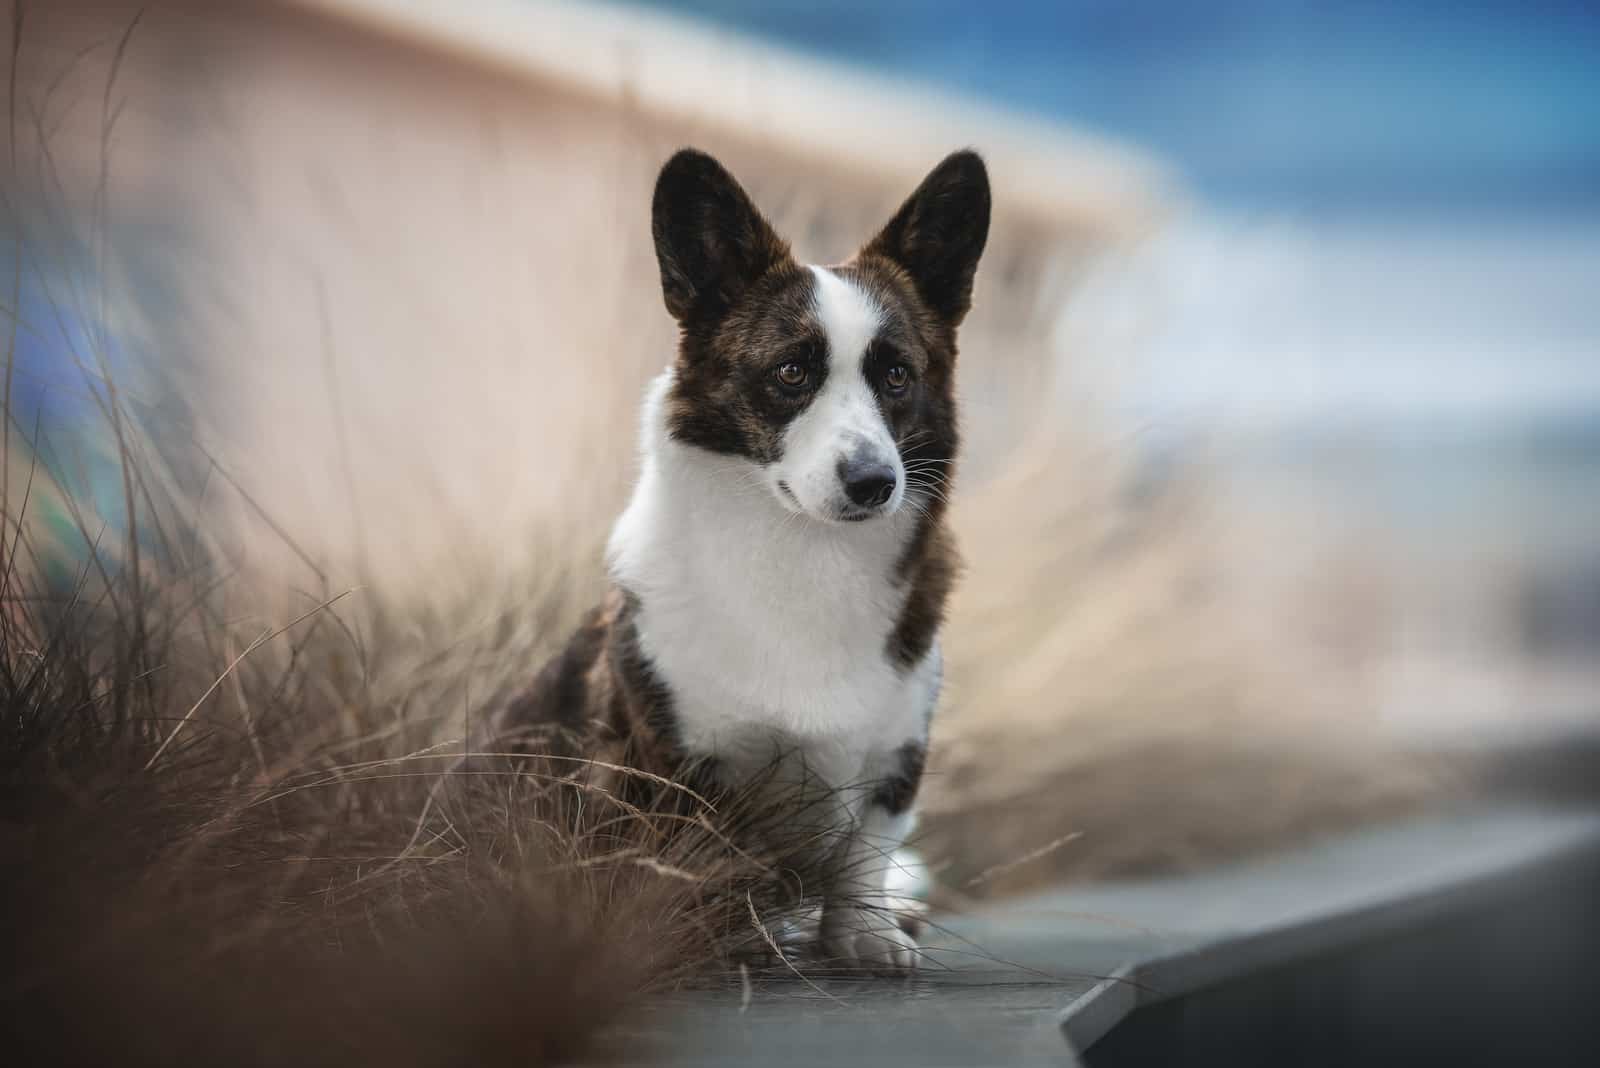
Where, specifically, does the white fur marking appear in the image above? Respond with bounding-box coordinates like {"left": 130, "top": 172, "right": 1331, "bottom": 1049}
{"left": 809, "top": 265, "right": 881, "bottom": 370}
{"left": 769, "top": 268, "right": 904, "bottom": 520}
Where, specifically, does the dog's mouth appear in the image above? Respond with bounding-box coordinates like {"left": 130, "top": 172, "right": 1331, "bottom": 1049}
{"left": 773, "top": 479, "right": 895, "bottom": 523}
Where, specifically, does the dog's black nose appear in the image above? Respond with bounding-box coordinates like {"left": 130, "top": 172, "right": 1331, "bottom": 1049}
{"left": 839, "top": 457, "right": 897, "bottom": 509}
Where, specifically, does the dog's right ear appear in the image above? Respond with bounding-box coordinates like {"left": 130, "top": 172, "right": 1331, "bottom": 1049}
{"left": 652, "top": 149, "right": 791, "bottom": 326}
{"left": 861, "top": 150, "right": 990, "bottom": 327}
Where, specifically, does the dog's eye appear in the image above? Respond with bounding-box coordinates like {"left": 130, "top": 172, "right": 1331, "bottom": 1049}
{"left": 884, "top": 364, "right": 911, "bottom": 392}
{"left": 775, "top": 362, "right": 808, "bottom": 389}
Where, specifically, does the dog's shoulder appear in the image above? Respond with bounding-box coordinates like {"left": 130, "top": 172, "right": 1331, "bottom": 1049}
{"left": 482, "top": 588, "right": 694, "bottom": 785}
{"left": 483, "top": 596, "right": 613, "bottom": 754}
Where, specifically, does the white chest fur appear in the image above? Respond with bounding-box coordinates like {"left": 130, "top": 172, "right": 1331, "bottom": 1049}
{"left": 606, "top": 372, "right": 940, "bottom": 791}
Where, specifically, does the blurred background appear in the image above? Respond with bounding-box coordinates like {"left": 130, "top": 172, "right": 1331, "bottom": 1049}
{"left": 5, "top": 0, "right": 1598, "bottom": 894}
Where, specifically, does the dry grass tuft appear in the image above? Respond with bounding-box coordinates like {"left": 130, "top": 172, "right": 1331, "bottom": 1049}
{"left": 1, "top": 432, "right": 867, "bottom": 1061}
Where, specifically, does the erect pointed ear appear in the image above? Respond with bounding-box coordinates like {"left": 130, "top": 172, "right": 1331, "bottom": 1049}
{"left": 861, "top": 150, "right": 990, "bottom": 325}
{"left": 652, "top": 148, "right": 792, "bottom": 326}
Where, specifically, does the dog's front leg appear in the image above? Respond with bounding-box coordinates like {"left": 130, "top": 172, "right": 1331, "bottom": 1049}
{"left": 819, "top": 739, "right": 928, "bottom": 974}
{"left": 818, "top": 796, "right": 922, "bottom": 975}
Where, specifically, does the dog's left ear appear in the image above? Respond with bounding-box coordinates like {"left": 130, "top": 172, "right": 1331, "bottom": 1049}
{"left": 861, "top": 150, "right": 990, "bottom": 326}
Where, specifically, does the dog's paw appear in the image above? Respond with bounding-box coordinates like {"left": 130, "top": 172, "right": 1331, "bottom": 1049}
{"left": 819, "top": 906, "right": 920, "bottom": 975}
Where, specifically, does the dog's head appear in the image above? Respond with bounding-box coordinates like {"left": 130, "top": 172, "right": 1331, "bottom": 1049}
{"left": 651, "top": 149, "right": 989, "bottom": 523}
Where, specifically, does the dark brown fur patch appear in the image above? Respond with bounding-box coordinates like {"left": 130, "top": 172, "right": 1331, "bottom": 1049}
{"left": 889, "top": 519, "right": 962, "bottom": 670}
{"left": 487, "top": 603, "right": 609, "bottom": 758}
{"left": 871, "top": 742, "right": 929, "bottom": 816}
{"left": 664, "top": 262, "right": 825, "bottom": 462}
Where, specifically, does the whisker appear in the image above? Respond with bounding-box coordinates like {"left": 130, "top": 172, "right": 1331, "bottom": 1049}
{"left": 895, "top": 427, "right": 936, "bottom": 449}
{"left": 905, "top": 481, "right": 950, "bottom": 506}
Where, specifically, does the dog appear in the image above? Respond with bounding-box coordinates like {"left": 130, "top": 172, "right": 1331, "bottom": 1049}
{"left": 483, "top": 147, "right": 989, "bottom": 973}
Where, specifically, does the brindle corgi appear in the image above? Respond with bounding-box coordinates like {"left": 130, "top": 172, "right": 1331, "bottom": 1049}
{"left": 484, "top": 147, "right": 989, "bottom": 973}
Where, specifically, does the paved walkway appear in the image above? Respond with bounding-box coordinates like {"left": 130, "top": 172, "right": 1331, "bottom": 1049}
{"left": 609, "top": 803, "right": 1600, "bottom": 1066}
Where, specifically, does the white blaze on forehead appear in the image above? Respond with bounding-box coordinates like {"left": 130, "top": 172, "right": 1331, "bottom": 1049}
{"left": 802, "top": 265, "right": 892, "bottom": 457}
{"left": 808, "top": 265, "right": 882, "bottom": 373}
{"left": 769, "top": 266, "right": 903, "bottom": 517}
